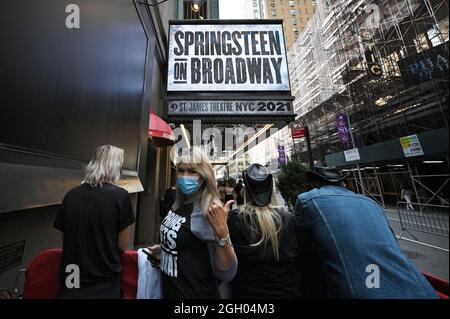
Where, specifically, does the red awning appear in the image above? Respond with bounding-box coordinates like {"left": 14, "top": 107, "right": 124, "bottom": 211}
{"left": 148, "top": 111, "right": 176, "bottom": 147}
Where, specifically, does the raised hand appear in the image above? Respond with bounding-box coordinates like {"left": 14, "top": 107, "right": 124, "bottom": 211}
{"left": 207, "top": 199, "right": 235, "bottom": 240}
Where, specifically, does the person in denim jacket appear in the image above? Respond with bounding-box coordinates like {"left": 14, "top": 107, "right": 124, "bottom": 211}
{"left": 294, "top": 166, "right": 437, "bottom": 299}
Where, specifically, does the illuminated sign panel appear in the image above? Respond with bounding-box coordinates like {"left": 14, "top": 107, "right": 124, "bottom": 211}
{"left": 167, "top": 22, "right": 290, "bottom": 92}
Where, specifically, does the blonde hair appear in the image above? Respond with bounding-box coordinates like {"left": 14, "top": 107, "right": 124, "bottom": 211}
{"left": 172, "top": 149, "right": 220, "bottom": 216}
{"left": 239, "top": 188, "right": 285, "bottom": 260}
{"left": 84, "top": 145, "right": 124, "bottom": 187}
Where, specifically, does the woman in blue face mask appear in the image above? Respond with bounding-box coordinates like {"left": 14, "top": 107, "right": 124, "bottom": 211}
{"left": 148, "top": 149, "right": 238, "bottom": 299}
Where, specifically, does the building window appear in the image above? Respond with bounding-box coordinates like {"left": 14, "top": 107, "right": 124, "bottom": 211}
{"left": 291, "top": 18, "right": 297, "bottom": 25}
{"left": 272, "top": 10, "right": 276, "bottom": 16}
{"left": 305, "top": 8, "right": 308, "bottom": 14}
{"left": 298, "top": 9, "right": 302, "bottom": 14}
{"left": 290, "top": 9, "right": 296, "bottom": 15}
{"left": 289, "top": 0, "right": 295, "bottom": 6}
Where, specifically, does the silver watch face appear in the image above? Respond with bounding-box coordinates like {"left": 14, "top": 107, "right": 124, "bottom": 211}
{"left": 218, "top": 238, "right": 229, "bottom": 247}
{"left": 218, "top": 233, "right": 230, "bottom": 247}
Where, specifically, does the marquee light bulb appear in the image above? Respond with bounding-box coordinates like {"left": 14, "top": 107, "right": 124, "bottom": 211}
{"left": 191, "top": 3, "right": 200, "bottom": 13}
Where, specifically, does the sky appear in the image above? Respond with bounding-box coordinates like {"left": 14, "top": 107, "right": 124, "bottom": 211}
{"left": 219, "top": 0, "right": 251, "bottom": 19}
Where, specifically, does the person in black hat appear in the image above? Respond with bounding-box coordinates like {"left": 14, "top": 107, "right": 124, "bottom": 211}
{"left": 227, "top": 163, "right": 301, "bottom": 299}
{"left": 305, "top": 166, "right": 350, "bottom": 188}
{"left": 294, "top": 166, "right": 438, "bottom": 299}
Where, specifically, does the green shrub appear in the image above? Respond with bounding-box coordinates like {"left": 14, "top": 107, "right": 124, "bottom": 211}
{"left": 276, "top": 161, "right": 311, "bottom": 210}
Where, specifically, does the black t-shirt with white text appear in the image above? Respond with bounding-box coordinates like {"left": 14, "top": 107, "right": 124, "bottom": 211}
{"left": 54, "top": 183, "right": 135, "bottom": 288}
{"left": 160, "top": 203, "right": 219, "bottom": 299}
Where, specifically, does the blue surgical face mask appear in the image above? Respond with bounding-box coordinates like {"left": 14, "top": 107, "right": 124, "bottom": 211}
{"left": 177, "top": 175, "right": 201, "bottom": 196}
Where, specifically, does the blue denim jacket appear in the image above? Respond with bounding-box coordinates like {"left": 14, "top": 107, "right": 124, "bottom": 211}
{"left": 295, "top": 185, "right": 438, "bottom": 299}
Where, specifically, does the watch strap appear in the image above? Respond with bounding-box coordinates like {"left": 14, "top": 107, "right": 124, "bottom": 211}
{"left": 218, "top": 233, "right": 231, "bottom": 247}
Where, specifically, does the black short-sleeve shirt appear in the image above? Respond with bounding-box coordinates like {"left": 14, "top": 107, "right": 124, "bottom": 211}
{"left": 54, "top": 183, "right": 135, "bottom": 285}
{"left": 228, "top": 209, "right": 301, "bottom": 299}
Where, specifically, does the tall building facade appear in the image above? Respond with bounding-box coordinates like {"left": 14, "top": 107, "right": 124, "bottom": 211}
{"left": 244, "top": 0, "right": 448, "bottom": 208}
{"left": 266, "top": 0, "right": 316, "bottom": 49}
{"left": 246, "top": 0, "right": 267, "bottom": 19}
{"left": 247, "top": 126, "right": 293, "bottom": 172}
{"left": 230, "top": 0, "right": 266, "bottom": 20}
{"left": 287, "top": 0, "right": 448, "bottom": 207}
{"left": 227, "top": 153, "right": 251, "bottom": 180}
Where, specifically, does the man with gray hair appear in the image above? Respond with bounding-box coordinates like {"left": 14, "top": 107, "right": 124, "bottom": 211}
{"left": 54, "top": 145, "right": 135, "bottom": 299}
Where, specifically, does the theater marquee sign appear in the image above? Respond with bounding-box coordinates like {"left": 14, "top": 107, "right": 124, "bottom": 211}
{"left": 168, "top": 100, "right": 293, "bottom": 116}
{"left": 166, "top": 20, "right": 295, "bottom": 124}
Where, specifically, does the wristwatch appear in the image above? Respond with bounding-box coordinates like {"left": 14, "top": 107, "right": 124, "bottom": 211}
{"left": 217, "top": 233, "right": 231, "bottom": 247}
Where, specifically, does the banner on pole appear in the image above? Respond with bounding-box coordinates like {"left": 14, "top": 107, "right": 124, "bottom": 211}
{"left": 278, "top": 145, "right": 287, "bottom": 165}
{"left": 336, "top": 114, "right": 352, "bottom": 144}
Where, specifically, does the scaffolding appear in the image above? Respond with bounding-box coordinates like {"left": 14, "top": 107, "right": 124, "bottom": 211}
{"left": 287, "top": 0, "right": 449, "bottom": 205}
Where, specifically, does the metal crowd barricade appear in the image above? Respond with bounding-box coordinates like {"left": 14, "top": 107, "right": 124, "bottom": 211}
{"left": 396, "top": 201, "right": 449, "bottom": 240}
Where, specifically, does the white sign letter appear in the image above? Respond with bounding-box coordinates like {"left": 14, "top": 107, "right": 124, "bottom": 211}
{"left": 365, "top": 264, "right": 380, "bottom": 289}
{"left": 66, "top": 4, "right": 80, "bottom": 29}
{"left": 65, "top": 264, "right": 80, "bottom": 289}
